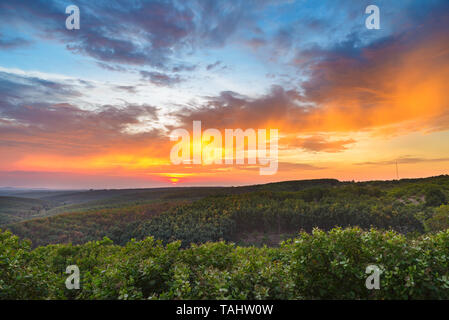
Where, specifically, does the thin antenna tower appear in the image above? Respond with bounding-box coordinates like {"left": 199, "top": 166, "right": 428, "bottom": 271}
{"left": 395, "top": 161, "right": 399, "bottom": 180}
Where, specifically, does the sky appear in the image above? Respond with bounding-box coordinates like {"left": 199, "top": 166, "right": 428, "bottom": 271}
{"left": 0, "top": 0, "right": 448, "bottom": 189}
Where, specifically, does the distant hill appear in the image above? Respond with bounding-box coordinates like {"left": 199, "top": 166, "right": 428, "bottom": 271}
{"left": 2, "top": 175, "right": 449, "bottom": 229}
{"left": 0, "top": 196, "right": 55, "bottom": 225}
{"left": 0, "top": 186, "right": 233, "bottom": 226}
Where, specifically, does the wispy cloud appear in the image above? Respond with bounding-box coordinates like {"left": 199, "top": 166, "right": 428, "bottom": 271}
{"left": 356, "top": 157, "right": 449, "bottom": 166}
{"left": 140, "top": 70, "right": 183, "bottom": 87}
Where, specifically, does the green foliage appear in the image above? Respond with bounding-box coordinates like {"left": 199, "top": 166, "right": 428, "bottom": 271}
{"left": 285, "top": 227, "right": 449, "bottom": 299}
{"left": 0, "top": 230, "right": 61, "bottom": 299}
{"left": 425, "top": 205, "right": 449, "bottom": 232}
{"left": 2, "top": 176, "right": 449, "bottom": 300}
{"left": 131, "top": 190, "right": 423, "bottom": 247}
{"left": 9, "top": 178, "right": 440, "bottom": 248}
{"left": 1, "top": 227, "right": 449, "bottom": 300}
{"left": 8, "top": 202, "right": 181, "bottom": 247}
{"left": 0, "top": 196, "right": 55, "bottom": 226}
{"left": 425, "top": 187, "right": 447, "bottom": 207}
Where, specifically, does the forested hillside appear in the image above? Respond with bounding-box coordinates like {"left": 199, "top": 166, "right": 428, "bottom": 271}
{"left": 0, "top": 196, "right": 55, "bottom": 225}
{"left": 7, "top": 175, "right": 449, "bottom": 247}
{"left": 2, "top": 176, "right": 449, "bottom": 299}
{"left": 0, "top": 186, "right": 231, "bottom": 227}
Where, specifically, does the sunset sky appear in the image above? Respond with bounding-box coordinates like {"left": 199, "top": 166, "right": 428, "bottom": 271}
{"left": 0, "top": 0, "right": 448, "bottom": 189}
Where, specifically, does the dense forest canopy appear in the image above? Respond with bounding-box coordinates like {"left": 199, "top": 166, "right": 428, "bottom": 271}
{"left": 4, "top": 175, "right": 449, "bottom": 247}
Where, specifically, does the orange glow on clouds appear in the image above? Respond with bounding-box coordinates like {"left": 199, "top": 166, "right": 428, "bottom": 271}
{"left": 1, "top": 11, "right": 448, "bottom": 188}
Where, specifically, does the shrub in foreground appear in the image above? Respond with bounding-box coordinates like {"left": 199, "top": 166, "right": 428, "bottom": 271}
{"left": 1, "top": 228, "right": 448, "bottom": 299}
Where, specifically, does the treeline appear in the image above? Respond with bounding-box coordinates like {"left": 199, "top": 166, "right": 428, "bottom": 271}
{"left": 1, "top": 227, "right": 449, "bottom": 300}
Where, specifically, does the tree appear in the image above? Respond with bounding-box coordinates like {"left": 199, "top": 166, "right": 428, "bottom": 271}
{"left": 425, "top": 187, "right": 447, "bottom": 207}
{"left": 425, "top": 204, "right": 449, "bottom": 232}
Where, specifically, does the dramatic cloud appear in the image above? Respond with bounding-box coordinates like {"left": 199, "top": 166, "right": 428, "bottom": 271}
{"left": 0, "top": 71, "right": 167, "bottom": 160}
{"left": 0, "top": 35, "right": 31, "bottom": 49}
{"left": 174, "top": 8, "right": 449, "bottom": 137}
{"left": 283, "top": 136, "right": 356, "bottom": 153}
{"left": 0, "top": 0, "right": 448, "bottom": 187}
{"left": 206, "top": 61, "right": 221, "bottom": 71}
{"left": 172, "top": 64, "right": 197, "bottom": 73}
{"left": 0, "top": 71, "right": 82, "bottom": 107}
{"left": 115, "top": 85, "right": 138, "bottom": 94}
{"left": 0, "top": 0, "right": 281, "bottom": 70}
{"left": 140, "top": 70, "right": 183, "bottom": 87}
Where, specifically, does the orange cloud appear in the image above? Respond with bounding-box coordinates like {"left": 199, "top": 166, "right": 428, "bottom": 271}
{"left": 1, "top": 13, "right": 448, "bottom": 187}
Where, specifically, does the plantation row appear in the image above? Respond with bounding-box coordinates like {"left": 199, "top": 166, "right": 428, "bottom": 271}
{"left": 1, "top": 227, "right": 449, "bottom": 300}
{"left": 133, "top": 189, "right": 436, "bottom": 247}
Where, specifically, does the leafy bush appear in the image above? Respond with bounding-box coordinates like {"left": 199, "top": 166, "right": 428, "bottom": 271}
{"left": 425, "top": 205, "right": 449, "bottom": 232}
{"left": 0, "top": 230, "right": 61, "bottom": 299}
{"left": 1, "top": 227, "right": 449, "bottom": 300}
{"left": 285, "top": 227, "right": 449, "bottom": 299}
{"left": 425, "top": 187, "right": 447, "bottom": 207}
